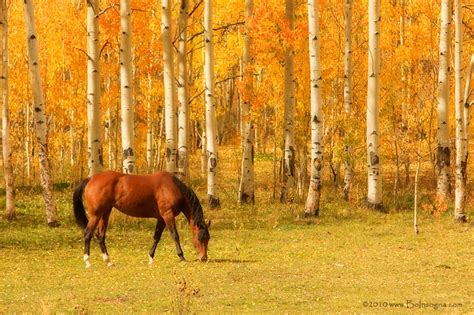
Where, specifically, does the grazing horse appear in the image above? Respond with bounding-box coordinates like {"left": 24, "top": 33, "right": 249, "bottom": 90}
{"left": 73, "top": 171, "right": 210, "bottom": 268}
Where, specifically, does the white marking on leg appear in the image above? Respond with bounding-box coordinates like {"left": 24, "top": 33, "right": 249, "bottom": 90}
{"left": 149, "top": 255, "right": 154, "bottom": 265}
{"left": 102, "top": 253, "right": 110, "bottom": 263}
{"left": 83, "top": 254, "right": 91, "bottom": 268}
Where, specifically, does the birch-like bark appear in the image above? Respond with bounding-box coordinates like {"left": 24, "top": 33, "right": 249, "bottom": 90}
{"left": 162, "top": 0, "right": 178, "bottom": 174}
{"left": 304, "top": 0, "right": 323, "bottom": 216}
{"left": 146, "top": 73, "right": 153, "bottom": 173}
{"left": 454, "top": 0, "right": 465, "bottom": 222}
{"left": 1, "top": 0, "right": 15, "bottom": 221}
{"left": 280, "top": 0, "right": 296, "bottom": 203}
{"left": 366, "top": 0, "right": 382, "bottom": 208}
{"left": 87, "top": 0, "right": 103, "bottom": 176}
{"left": 177, "top": 0, "right": 189, "bottom": 181}
{"left": 24, "top": 0, "right": 59, "bottom": 226}
{"left": 120, "top": 0, "right": 135, "bottom": 174}
{"left": 343, "top": 0, "right": 353, "bottom": 113}
{"left": 342, "top": 0, "right": 353, "bottom": 201}
{"left": 436, "top": 0, "right": 451, "bottom": 199}
{"left": 238, "top": 0, "right": 255, "bottom": 204}
{"left": 204, "top": 0, "right": 220, "bottom": 208}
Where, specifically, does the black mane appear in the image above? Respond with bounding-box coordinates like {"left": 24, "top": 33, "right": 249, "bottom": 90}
{"left": 172, "top": 176, "right": 206, "bottom": 229}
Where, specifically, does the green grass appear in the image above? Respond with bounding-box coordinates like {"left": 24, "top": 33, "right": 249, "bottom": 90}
{"left": 0, "top": 187, "right": 472, "bottom": 313}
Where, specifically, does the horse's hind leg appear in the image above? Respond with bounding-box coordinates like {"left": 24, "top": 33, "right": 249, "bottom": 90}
{"left": 97, "top": 209, "right": 113, "bottom": 266}
{"left": 163, "top": 214, "right": 185, "bottom": 262}
{"left": 84, "top": 215, "right": 100, "bottom": 268}
{"left": 148, "top": 218, "right": 166, "bottom": 265}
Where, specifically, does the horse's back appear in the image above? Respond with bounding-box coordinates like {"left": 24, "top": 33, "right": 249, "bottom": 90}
{"left": 84, "top": 171, "right": 184, "bottom": 219}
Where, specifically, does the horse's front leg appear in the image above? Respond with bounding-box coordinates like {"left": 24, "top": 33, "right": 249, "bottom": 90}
{"left": 164, "top": 215, "right": 185, "bottom": 262}
{"left": 149, "top": 218, "right": 166, "bottom": 265}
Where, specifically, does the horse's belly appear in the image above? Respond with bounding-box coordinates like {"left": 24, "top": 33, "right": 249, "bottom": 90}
{"left": 114, "top": 200, "right": 159, "bottom": 218}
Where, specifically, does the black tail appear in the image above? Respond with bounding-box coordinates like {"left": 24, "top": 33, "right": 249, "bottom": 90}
{"left": 73, "top": 178, "right": 90, "bottom": 229}
{"left": 172, "top": 176, "right": 206, "bottom": 228}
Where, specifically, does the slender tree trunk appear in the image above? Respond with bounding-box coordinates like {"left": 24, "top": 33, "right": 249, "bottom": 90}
{"left": 87, "top": 0, "right": 103, "bottom": 176}
{"left": 25, "top": 103, "right": 31, "bottom": 185}
{"left": 238, "top": 0, "right": 255, "bottom": 204}
{"left": 454, "top": 0, "right": 465, "bottom": 222}
{"left": 146, "top": 73, "right": 153, "bottom": 173}
{"left": 162, "top": 0, "right": 178, "bottom": 174}
{"left": 204, "top": 0, "right": 220, "bottom": 208}
{"left": 366, "top": 0, "right": 382, "bottom": 208}
{"left": 24, "top": 0, "right": 59, "bottom": 226}
{"left": 1, "top": 0, "right": 15, "bottom": 221}
{"left": 280, "top": 0, "right": 296, "bottom": 203}
{"left": 177, "top": 0, "right": 189, "bottom": 181}
{"left": 120, "top": 0, "right": 135, "bottom": 174}
{"left": 342, "top": 0, "right": 353, "bottom": 201}
{"left": 436, "top": 0, "right": 451, "bottom": 200}
{"left": 304, "top": 0, "right": 323, "bottom": 216}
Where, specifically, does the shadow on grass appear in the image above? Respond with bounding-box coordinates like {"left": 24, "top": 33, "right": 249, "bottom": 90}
{"left": 207, "top": 258, "right": 257, "bottom": 264}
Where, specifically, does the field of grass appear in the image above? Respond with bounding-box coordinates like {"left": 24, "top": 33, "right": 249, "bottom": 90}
{"left": 0, "top": 187, "right": 472, "bottom": 313}
{"left": 0, "top": 150, "right": 473, "bottom": 313}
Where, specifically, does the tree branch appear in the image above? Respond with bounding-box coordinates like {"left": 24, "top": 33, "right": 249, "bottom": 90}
{"left": 188, "top": 21, "right": 245, "bottom": 42}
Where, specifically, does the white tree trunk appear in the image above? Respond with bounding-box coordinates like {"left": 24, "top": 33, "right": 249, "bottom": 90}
{"left": 304, "top": 0, "right": 323, "bottom": 216}
{"left": 280, "top": 0, "right": 296, "bottom": 203}
{"left": 87, "top": 0, "right": 103, "bottom": 176}
{"left": 24, "top": 0, "right": 59, "bottom": 226}
{"left": 366, "top": 0, "right": 382, "bottom": 208}
{"left": 146, "top": 73, "right": 153, "bottom": 173}
{"left": 436, "top": 0, "right": 451, "bottom": 199}
{"left": 120, "top": 0, "right": 135, "bottom": 174}
{"left": 238, "top": 0, "right": 255, "bottom": 204}
{"left": 454, "top": 0, "right": 465, "bottom": 222}
{"left": 342, "top": 0, "right": 353, "bottom": 201}
{"left": 204, "top": 0, "right": 220, "bottom": 208}
{"left": 177, "top": 0, "right": 189, "bottom": 181}
{"left": 343, "top": 0, "right": 353, "bottom": 114}
{"left": 1, "top": 0, "right": 15, "bottom": 221}
{"left": 162, "top": 0, "right": 178, "bottom": 175}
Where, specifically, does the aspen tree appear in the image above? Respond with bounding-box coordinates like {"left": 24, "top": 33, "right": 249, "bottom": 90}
{"left": 454, "top": 0, "right": 465, "bottom": 221}
{"left": 177, "top": 0, "right": 189, "bottom": 180}
{"left": 304, "top": 0, "right": 323, "bottom": 216}
{"left": 1, "top": 0, "right": 15, "bottom": 221}
{"left": 280, "top": 0, "right": 296, "bottom": 203}
{"left": 342, "top": 0, "right": 353, "bottom": 201}
{"left": 24, "top": 0, "right": 59, "bottom": 226}
{"left": 366, "top": 0, "right": 382, "bottom": 208}
{"left": 204, "top": 0, "right": 220, "bottom": 208}
{"left": 436, "top": 0, "right": 451, "bottom": 200}
{"left": 162, "top": 0, "right": 177, "bottom": 174}
{"left": 120, "top": 0, "right": 135, "bottom": 174}
{"left": 238, "top": 0, "right": 255, "bottom": 204}
{"left": 146, "top": 72, "right": 154, "bottom": 173}
{"left": 87, "top": 0, "right": 103, "bottom": 176}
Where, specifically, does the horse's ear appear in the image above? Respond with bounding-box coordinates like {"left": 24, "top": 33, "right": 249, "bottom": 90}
{"left": 207, "top": 220, "right": 211, "bottom": 228}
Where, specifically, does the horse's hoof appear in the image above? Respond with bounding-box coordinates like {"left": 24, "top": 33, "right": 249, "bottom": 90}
{"left": 149, "top": 256, "right": 154, "bottom": 265}
{"left": 107, "top": 262, "right": 114, "bottom": 267}
{"left": 85, "top": 261, "right": 91, "bottom": 268}
{"left": 179, "top": 256, "right": 186, "bottom": 262}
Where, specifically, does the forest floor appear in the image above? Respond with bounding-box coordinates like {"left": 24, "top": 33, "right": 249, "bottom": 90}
{"left": 0, "top": 150, "right": 473, "bottom": 313}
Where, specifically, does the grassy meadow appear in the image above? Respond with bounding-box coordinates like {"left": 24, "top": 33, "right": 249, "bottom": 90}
{"left": 0, "top": 148, "right": 473, "bottom": 313}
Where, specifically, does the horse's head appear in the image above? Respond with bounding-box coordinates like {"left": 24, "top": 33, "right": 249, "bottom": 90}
{"left": 192, "top": 221, "right": 210, "bottom": 262}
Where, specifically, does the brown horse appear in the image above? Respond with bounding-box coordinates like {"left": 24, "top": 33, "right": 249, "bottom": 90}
{"left": 73, "top": 171, "right": 210, "bottom": 268}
